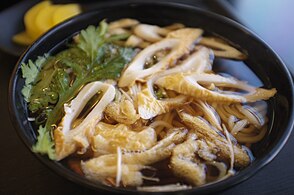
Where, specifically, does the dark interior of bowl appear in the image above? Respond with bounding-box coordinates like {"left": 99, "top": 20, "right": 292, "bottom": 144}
{"left": 9, "top": 2, "right": 294, "bottom": 194}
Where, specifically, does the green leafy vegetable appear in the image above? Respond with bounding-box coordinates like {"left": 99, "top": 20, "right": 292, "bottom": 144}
{"left": 77, "top": 21, "right": 107, "bottom": 62}
{"left": 28, "top": 58, "right": 56, "bottom": 114}
{"left": 106, "top": 33, "right": 131, "bottom": 43}
{"left": 45, "top": 44, "right": 135, "bottom": 132}
{"left": 21, "top": 55, "right": 48, "bottom": 101}
{"left": 32, "top": 126, "right": 55, "bottom": 160}
{"left": 21, "top": 20, "right": 136, "bottom": 159}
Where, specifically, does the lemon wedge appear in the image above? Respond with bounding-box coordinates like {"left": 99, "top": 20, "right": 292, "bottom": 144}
{"left": 52, "top": 4, "right": 81, "bottom": 26}
{"left": 12, "top": 32, "right": 34, "bottom": 46}
{"left": 24, "top": 1, "right": 51, "bottom": 40}
{"left": 13, "top": 1, "right": 81, "bottom": 45}
{"left": 35, "top": 4, "right": 61, "bottom": 34}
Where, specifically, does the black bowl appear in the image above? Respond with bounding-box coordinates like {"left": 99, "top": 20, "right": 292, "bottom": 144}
{"left": 8, "top": 1, "right": 294, "bottom": 194}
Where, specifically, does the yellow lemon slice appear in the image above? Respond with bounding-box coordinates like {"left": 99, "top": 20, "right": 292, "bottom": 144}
{"left": 52, "top": 4, "right": 81, "bottom": 26}
{"left": 14, "top": 1, "right": 81, "bottom": 45}
{"left": 24, "top": 1, "right": 51, "bottom": 40}
{"left": 35, "top": 4, "right": 61, "bottom": 35}
{"left": 12, "top": 31, "right": 34, "bottom": 45}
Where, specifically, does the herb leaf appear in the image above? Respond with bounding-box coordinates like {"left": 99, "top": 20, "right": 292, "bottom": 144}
{"left": 21, "top": 55, "right": 48, "bottom": 101}
{"left": 77, "top": 20, "right": 108, "bottom": 62}
{"left": 32, "top": 126, "right": 55, "bottom": 160}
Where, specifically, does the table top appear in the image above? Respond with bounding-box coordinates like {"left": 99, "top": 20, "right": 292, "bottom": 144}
{"left": 1, "top": 0, "right": 293, "bottom": 194}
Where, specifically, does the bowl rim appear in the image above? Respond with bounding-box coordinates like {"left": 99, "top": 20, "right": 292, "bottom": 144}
{"left": 8, "top": 1, "right": 294, "bottom": 194}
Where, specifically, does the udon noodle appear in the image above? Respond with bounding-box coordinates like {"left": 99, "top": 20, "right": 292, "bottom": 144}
{"left": 24, "top": 18, "right": 277, "bottom": 191}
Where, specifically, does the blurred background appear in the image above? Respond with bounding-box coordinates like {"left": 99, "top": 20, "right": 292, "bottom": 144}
{"left": 1, "top": 0, "right": 293, "bottom": 73}
{"left": 228, "top": 0, "right": 294, "bottom": 75}
{"left": 1, "top": 0, "right": 293, "bottom": 194}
